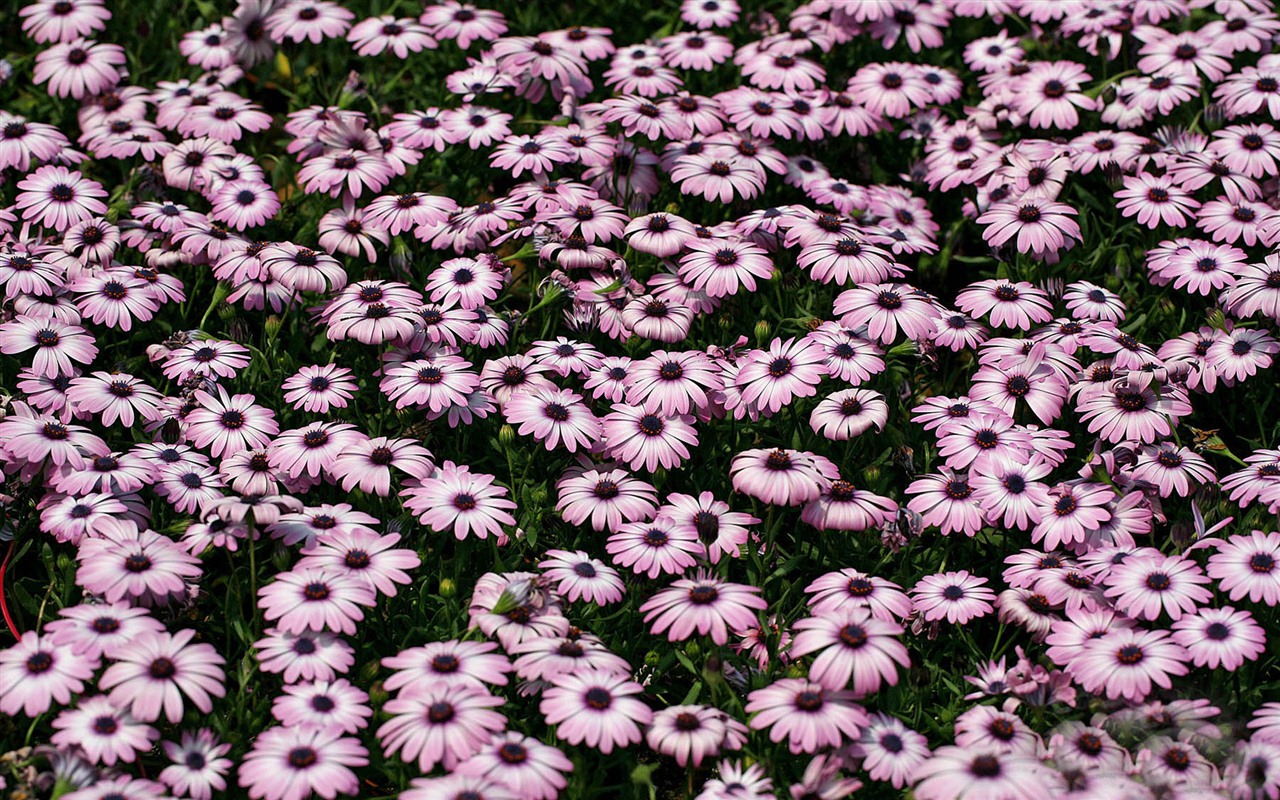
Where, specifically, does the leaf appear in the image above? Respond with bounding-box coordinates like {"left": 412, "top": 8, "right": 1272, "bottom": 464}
{"left": 681, "top": 680, "right": 703, "bottom": 705}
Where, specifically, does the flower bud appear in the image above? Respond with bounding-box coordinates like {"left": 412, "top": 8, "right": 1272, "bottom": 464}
{"left": 498, "top": 424, "right": 517, "bottom": 447}
{"left": 438, "top": 577, "right": 457, "bottom": 598}
{"left": 264, "top": 315, "right": 282, "bottom": 339}
{"left": 753, "top": 319, "right": 771, "bottom": 342}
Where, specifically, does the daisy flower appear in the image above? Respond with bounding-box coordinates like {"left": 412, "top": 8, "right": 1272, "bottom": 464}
{"left": 257, "top": 568, "right": 376, "bottom": 636}
{"left": 1207, "top": 530, "right": 1280, "bottom": 605}
{"left": 456, "top": 732, "right": 573, "bottom": 800}
{"left": 254, "top": 629, "right": 355, "bottom": 684}
{"left": 44, "top": 601, "right": 164, "bottom": 660}
{"left": 606, "top": 519, "right": 704, "bottom": 579}
{"left": 678, "top": 237, "right": 775, "bottom": 298}
{"left": 975, "top": 200, "right": 1081, "bottom": 256}
{"left": 185, "top": 387, "right": 279, "bottom": 458}
{"left": 789, "top": 607, "right": 909, "bottom": 694}
{"left": 99, "top": 629, "right": 226, "bottom": 723}
{"left": 849, "top": 713, "right": 931, "bottom": 789}
{"left": 538, "top": 549, "right": 625, "bottom": 605}
{"left": 403, "top": 461, "right": 517, "bottom": 541}
{"left": 911, "top": 571, "right": 996, "bottom": 624}
{"left": 556, "top": 467, "right": 658, "bottom": 533}
{"left": 646, "top": 704, "right": 746, "bottom": 768}
{"left": 511, "top": 631, "right": 630, "bottom": 682}
{"left": 32, "top": 38, "right": 124, "bottom": 99}
{"left": 21, "top": 0, "right": 111, "bottom": 43}
{"left": 378, "top": 685, "right": 507, "bottom": 771}
{"left": 540, "top": 669, "right": 653, "bottom": 754}
{"left": 1171, "top": 606, "right": 1266, "bottom": 671}
{"left": 912, "top": 747, "right": 1065, "bottom": 800}
{"left": 76, "top": 528, "right": 202, "bottom": 605}
{"left": 382, "top": 640, "right": 512, "bottom": 694}
{"left": 730, "top": 448, "right": 834, "bottom": 506}
{"left": 66, "top": 372, "right": 165, "bottom": 428}
{"left": 1069, "top": 628, "right": 1189, "bottom": 702}
{"left": 0, "top": 631, "right": 96, "bottom": 717}
{"left": 269, "top": 421, "right": 360, "bottom": 479}
{"left": 238, "top": 726, "right": 367, "bottom": 800}
{"left": 1116, "top": 173, "right": 1201, "bottom": 228}
{"left": 601, "top": 404, "right": 698, "bottom": 472}
{"left": 503, "top": 386, "right": 601, "bottom": 453}
{"left": 159, "top": 729, "right": 234, "bottom": 800}
{"left": 810, "top": 389, "right": 889, "bottom": 441}
{"left": 745, "top": 678, "right": 867, "bottom": 755}
{"left": 16, "top": 165, "right": 108, "bottom": 232}
{"left": 640, "top": 574, "right": 767, "bottom": 645}
{"left": 51, "top": 695, "right": 157, "bottom": 766}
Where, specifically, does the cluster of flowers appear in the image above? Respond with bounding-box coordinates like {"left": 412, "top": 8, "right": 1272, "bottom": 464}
{"left": 4, "top": 0, "right": 1280, "bottom": 798}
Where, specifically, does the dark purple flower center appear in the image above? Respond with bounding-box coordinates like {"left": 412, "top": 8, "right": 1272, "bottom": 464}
{"left": 795, "top": 689, "right": 824, "bottom": 711}
{"left": 971, "top": 755, "right": 1002, "bottom": 777}
{"left": 93, "top": 715, "right": 118, "bottom": 735}
{"left": 1250, "top": 553, "right": 1276, "bottom": 573}
{"left": 304, "top": 582, "right": 330, "bottom": 601}
{"left": 1117, "top": 644, "right": 1144, "bottom": 664}
{"left": 584, "top": 687, "right": 612, "bottom": 709}
{"left": 287, "top": 747, "right": 317, "bottom": 768}
{"left": 427, "top": 701, "right": 455, "bottom": 723}
{"left": 765, "top": 450, "right": 792, "bottom": 471}
{"left": 839, "top": 624, "right": 868, "bottom": 648}
{"left": 125, "top": 553, "right": 152, "bottom": 572}
{"left": 149, "top": 657, "right": 177, "bottom": 679}
{"left": 499, "top": 743, "right": 527, "bottom": 763}
{"left": 594, "top": 480, "right": 620, "bottom": 499}
{"left": 544, "top": 402, "right": 570, "bottom": 422}
{"left": 688, "top": 584, "right": 719, "bottom": 604}
{"left": 26, "top": 651, "right": 53, "bottom": 673}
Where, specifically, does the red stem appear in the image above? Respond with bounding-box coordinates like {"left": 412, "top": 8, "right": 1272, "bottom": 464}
{"left": 0, "top": 540, "right": 20, "bottom": 640}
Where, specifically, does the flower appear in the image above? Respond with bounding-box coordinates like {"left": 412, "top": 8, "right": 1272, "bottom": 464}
{"left": 745, "top": 678, "right": 868, "bottom": 754}
{"left": 640, "top": 574, "right": 767, "bottom": 645}
{"left": 912, "top": 746, "right": 1065, "bottom": 800}
{"left": 730, "top": 448, "right": 834, "bottom": 506}
{"left": 378, "top": 684, "right": 507, "bottom": 771}
{"left": 540, "top": 669, "right": 653, "bottom": 754}
{"left": 404, "top": 461, "right": 517, "bottom": 540}
{"left": 1207, "top": 530, "right": 1280, "bottom": 605}
{"left": 503, "top": 386, "right": 601, "bottom": 452}
{"left": 1068, "top": 628, "right": 1190, "bottom": 702}
{"left": 911, "top": 571, "right": 996, "bottom": 624}
{"left": 51, "top": 695, "right": 157, "bottom": 766}
{"left": 254, "top": 628, "right": 355, "bottom": 684}
{"left": 257, "top": 568, "right": 376, "bottom": 635}
{"left": 557, "top": 466, "right": 658, "bottom": 532}
{"left": 538, "top": 549, "right": 625, "bottom": 605}
{"left": 238, "top": 726, "right": 368, "bottom": 800}
{"left": 1171, "top": 606, "right": 1266, "bottom": 671}
{"left": 99, "top": 629, "right": 226, "bottom": 723}
{"left": 809, "top": 389, "right": 889, "bottom": 440}
{"left": 646, "top": 704, "right": 747, "bottom": 767}
{"left": 159, "top": 729, "right": 234, "bottom": 800}
{"left": 383, "top": 639, "right": 512, "bottom": 693}
{"left": 0, "top": 631, "right": 97, "bottom": 717}
{"left": 849, "top": 713, "right": 931, "bottom": 789}
{"left": 456, "top": 732, "right": 573, "bottom": 800}
{"left": 33, "top": 38, "right": 124, "bottom": 98}
{"left": 601, "top": 404, "right": 698, "bottom": 472}
{"left": 1102, "top": 552, "right": 1213, "bottom": 621}
{"left": 789, "top": 607, "right": 909, "bottom": 694}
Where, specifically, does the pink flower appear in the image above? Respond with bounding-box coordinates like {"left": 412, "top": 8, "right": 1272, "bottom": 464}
{"left": 99, "top": 629, "right": 226, "bottom": 723}
{"left": 378, "top": 685, "right": 506, "bottom": 771}
{"left": 540, "top": 669, "right": 653, "bottom": 754}
{"left": 0, "top": 631, "right": 97, "bottom": 717}
{"left": 789, "top": 607, "right": 910, "bottom": 694}
{"left": 640, "top": 574, "right": 767, "bottom": 645}
{"left": 238, "top": 726, "right": 367, "bottom": 800}
{"left": 745, "top": 678, "right": 867, "bottom": 754}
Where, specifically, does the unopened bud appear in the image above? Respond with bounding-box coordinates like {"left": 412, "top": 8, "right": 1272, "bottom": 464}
{"left": 753, "top": 320, "right": 771, "bottom": 342}
{"left": 264, "top": 315, "right": 282, "bottom": 339}
{"left": 498, "top": 424, "right": 517, "bottom": 447}
{"left": 438, "top": 577, "right": 457, "bottom": 598}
